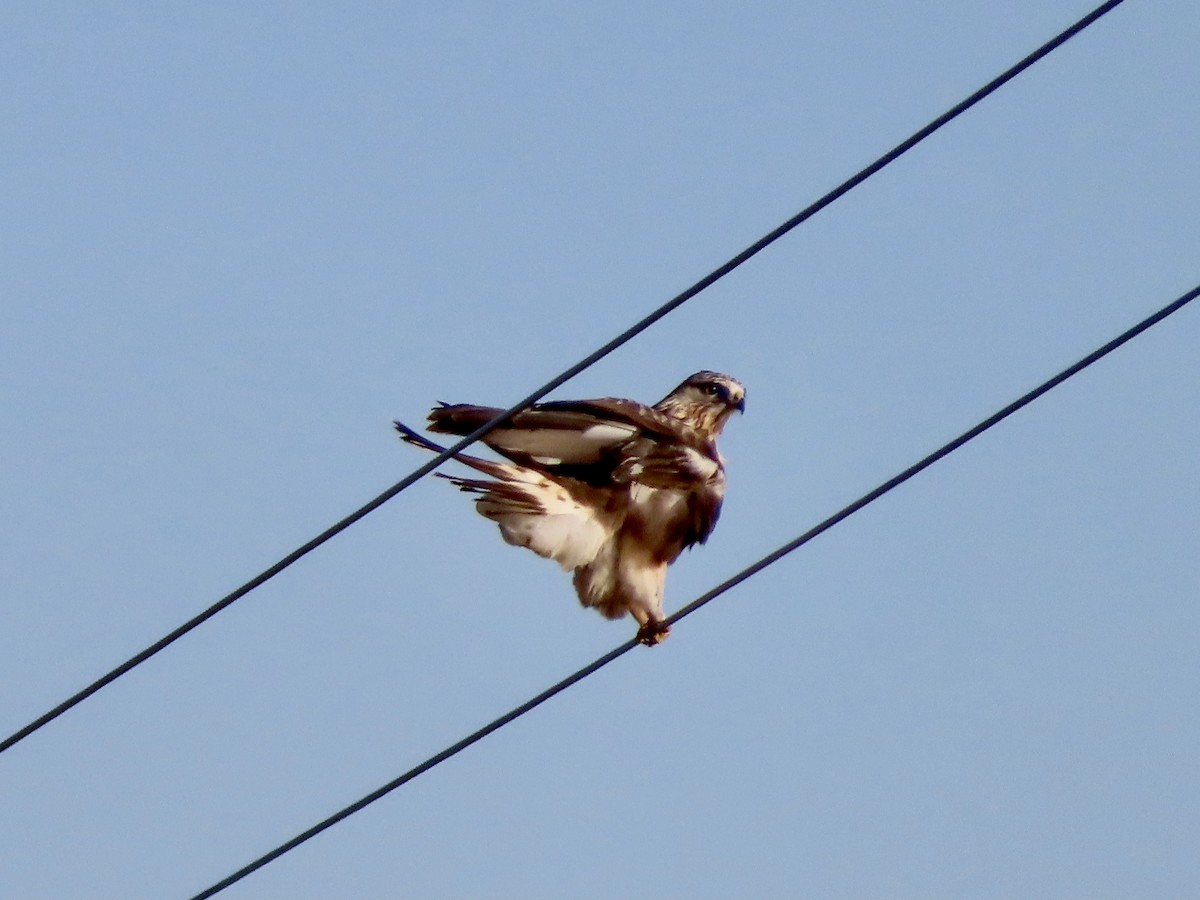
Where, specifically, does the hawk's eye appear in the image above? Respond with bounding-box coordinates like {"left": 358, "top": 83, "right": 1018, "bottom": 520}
{"left": 702, "top": 384, "right": 719, "bottom": 395}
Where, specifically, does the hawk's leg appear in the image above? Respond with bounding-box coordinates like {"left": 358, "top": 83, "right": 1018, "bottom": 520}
{"left": 636, "top": 617, "right": 671, "bottom": 646}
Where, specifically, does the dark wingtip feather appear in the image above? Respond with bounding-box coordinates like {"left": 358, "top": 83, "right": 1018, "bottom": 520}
{"left": 426, "top": 403, "right": 502, "bottom": 436}
{"left": 393, "top": 420, "right": 448, "bottom": 454}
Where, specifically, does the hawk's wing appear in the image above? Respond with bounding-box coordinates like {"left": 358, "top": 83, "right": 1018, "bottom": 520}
{"left": 427, "top": 397, "right": 715, "bottom": 486}
{"left": 394, "top": 422, "right": 612, "bottom": 571}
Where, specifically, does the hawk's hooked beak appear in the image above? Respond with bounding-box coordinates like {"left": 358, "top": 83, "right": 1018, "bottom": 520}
{"left": 734, "top": 396, "right": 746, "bottom": 414}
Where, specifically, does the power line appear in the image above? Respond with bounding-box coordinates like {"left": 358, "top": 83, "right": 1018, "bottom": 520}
{"left": 0, "top": 0, "right": 1128, "bottom": 758}
{"left": 188, "top": 282, "right": 1199, "bottom": 900}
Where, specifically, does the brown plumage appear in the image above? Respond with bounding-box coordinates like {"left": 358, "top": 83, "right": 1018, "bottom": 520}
{"left": 395, "top": 371, "right": 745, "bottom": 644}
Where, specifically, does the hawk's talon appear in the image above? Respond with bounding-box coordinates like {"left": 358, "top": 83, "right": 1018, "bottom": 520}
{"left": 637, "top": 620, "right": 671, "bottom": 646}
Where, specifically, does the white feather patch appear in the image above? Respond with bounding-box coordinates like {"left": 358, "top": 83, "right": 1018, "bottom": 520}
{"left": 628, "top": 482, "right": 687, "bottom": 521}
{"left": 488, "top": 423, "right": 636, "bottom": 465}
{"left": 497, "top": 513, "right": 608, "bottom": 571}
{"left": 475, "top": 472, "right": 610, "bottom": 570}
{"left": 680, "top": 446, "right": 720, "bottom": 480}
{"left": 617, "top": 557, "right": 667, "bottom": 624}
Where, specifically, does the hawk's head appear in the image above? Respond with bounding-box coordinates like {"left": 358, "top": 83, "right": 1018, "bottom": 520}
{"left": 655, "top": 370, "right": 746, "bottom": 437}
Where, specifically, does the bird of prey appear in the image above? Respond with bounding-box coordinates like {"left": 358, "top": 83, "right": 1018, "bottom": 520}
{"left": 394, "top": 371, "right": 745, "bottom": 645}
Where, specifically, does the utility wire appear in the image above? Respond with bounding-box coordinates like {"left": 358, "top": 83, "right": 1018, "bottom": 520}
{"left": 189, "top": 282, "right": 1199, "bottom": 900}
{"left": 0, "top": 0, "right": 1128, "bottom": 757}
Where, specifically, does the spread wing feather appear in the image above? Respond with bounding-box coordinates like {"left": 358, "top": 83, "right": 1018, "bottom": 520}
{"left": 428, "top": 403, "right": 636, "bottom": 468}
{"left": 427, "top": 399, "right": 714, "bottom": 480}
{"left": 394, "top": 421, "right": 611, "bottom": 571}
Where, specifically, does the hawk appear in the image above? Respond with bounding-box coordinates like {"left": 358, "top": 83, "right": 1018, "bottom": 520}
{"left": 394, "top": 371, "right": 745, "bottom": 645}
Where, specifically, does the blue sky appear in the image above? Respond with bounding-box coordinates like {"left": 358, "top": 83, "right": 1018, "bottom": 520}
{"left": 2, "top": 2, "right": 1198, "bottom": 897}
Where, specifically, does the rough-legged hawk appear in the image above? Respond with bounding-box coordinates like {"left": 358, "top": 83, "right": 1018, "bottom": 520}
{"left": 395, "top": 371, "right": 745, "bottom": 645}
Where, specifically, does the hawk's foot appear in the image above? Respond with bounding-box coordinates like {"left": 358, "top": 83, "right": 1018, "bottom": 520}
{"left": 636, "top": 619, "right": 671, "bottom": 646}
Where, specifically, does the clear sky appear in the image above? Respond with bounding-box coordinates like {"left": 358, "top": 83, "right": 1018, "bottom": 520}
{"left": 2, "top": 2, "right": 1198, "bottom": 898}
